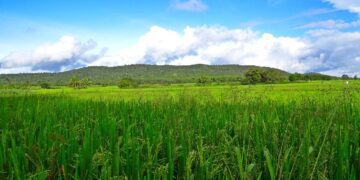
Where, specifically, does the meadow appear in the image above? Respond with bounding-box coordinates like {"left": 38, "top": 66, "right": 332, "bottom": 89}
{"left": 0, "top": 81, "right": 360, "bottom": 179}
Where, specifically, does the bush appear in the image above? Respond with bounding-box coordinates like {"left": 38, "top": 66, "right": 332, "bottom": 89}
{"left": 245, "top": 68, "right": 263, "bottom": 84}
{"left": 244, "top": 68, "right": 286, "bottom": 84}
{"left": 261, "top": 69, "right": 286, "bottom": 83}
{"left": 40, "top": 82, "right": 51, "bottom": 89}
{"left": 118, "top": 78, "right": 138, "bottom": 88}
{"left": 196, "top": 76, "right": 210, "bottom": 85}
{"left": 289, "top": 73, "right": 333, "bottom": 81}
{"left": 289, "top": 73, "right": 304, "bottom": 82}
{"left": 69, "top": 76, "right": 91, "bottom": 89}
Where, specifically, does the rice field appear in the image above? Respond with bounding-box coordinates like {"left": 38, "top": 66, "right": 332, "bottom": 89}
{"left": 1, "top": 81, "right": 360, "bottom": 179}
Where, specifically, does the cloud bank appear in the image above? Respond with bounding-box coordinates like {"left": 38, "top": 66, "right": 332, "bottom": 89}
{"left": 92, "top": 26, "right": 360, "bottom": 76}
{"left": 2, "top": 26, "right": 360, "bottom": 76}
{"left": 0, "top": 36, "right": 106, "bottom": 73}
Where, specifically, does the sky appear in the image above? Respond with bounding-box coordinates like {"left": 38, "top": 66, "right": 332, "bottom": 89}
{"left": 1, "top": 0, "right": 360, "bottom": 76}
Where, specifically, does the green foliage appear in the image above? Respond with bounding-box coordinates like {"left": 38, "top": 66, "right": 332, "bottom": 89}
{"left": 0, "top": 65, "right": 290, "bottom": 85}
{"left": 289, "top": 73, "right": 304, "bottom": 82}
{"left": 196, "top": 76, "right": 210, "bottom": 85}
{"left": 40, "top": 82, "right": 51, "bottom": 89}
{"left": 81, "top": 78, "right": 91, "bottom": 87}
{"left": 0, "top": 86, "right": 360, "bottom": 179}
{"left": 289, "top": 72, "right": 334, "bottom": 81}
{"left": 304, "top": 73, "right": 333, "bottom": 81}
{"left": 117, "top": 78, "right": 138, "bottom": 88}
{"left": 342, "top": 74, "right": 350, "bottom": 80}
{"left": 69, "top": 76, "right": 91, "bottom": 89}
{"left": 244, "top": 68, "right": 287, "bottom": 84}
{"left": 261, "top": 69, "right": 286, "bottom": 83}
{"left": 245, "top": 68, "right": 263, "bottom": 84}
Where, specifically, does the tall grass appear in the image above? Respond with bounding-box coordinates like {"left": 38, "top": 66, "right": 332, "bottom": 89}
{"left": 0, "top": 89, "right": 359, "bottom": 179}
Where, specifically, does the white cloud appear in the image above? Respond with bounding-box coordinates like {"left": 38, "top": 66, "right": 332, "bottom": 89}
{"left": 3, "top": 26, "right": 360, "bottom": 76}
{"left": 0, "top": 36, "right": 106, "bottom": 73}
{"left": 93, "top": 26, "right": 310, "bottom": 73}
{"left": 305, "top": 29, "right": 360, "bottom": 76}
{"left": 93, "top": 26, "right": 360, "bottom": 76}
{"left": 324, "top": 0, "right": 360, "bottom": 14}
{"left": 173, "top": 0, "right": 208, "bottom": 12}
{"left": 300, "top": 19, "right": 360, "bottom": 29}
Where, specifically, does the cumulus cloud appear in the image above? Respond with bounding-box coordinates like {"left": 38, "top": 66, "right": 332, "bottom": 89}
{"left": 305, "top": 29, "right": 360, "bottom": 75}
{"left": 0, "top": 36, "right": 106, "bottom": 73}
{"left": 2, "top": 26, "right": 360, "bottom": 76}
{"left": 324, "top": 0, "right": 360, "bottom": 15}
{"left": 94, "top": 26, "right": 309, "bottom": 72}
{"left": 93, "top": 26, "right": 360, "bottom": 76}
{"left": 172, "top": 0, "right": 208, "bottom": 12}
{"left": 300, "top": 19, "right": 360, "bottom": 29}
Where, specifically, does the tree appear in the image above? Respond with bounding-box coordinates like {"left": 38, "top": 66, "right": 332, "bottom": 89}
{"left": 117, "top": 78, "right": 138, "bottom": 88}
{"left": 261, "top": 69, "right": 286, "bottom": 83}
{"left": 69, "top": 76, "right": 80, "bottom": 88}
{"left": 80, "top": 78, "right": 91, "bottom": 87}
{"left": 289, "top": 73, "right": 304, "bottom": 82}
{"left": 354, "top": 75, "right": 358, "bottom": 80}
{"left": 197, "top": 76, "right": 210, "bottom": 85}
{"left": 69, "top": 76, "right": 90, "bottom": 89}
{"left": 342, "top": 74, "right": 350, "bottom": 80}
{"left": 40, "top": 82, "right": 51, "bottom": 89}
{"left": 245, "top": 68, "right": 263, "bottom": 84}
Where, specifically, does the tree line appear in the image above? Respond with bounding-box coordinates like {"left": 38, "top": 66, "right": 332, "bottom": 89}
{"left": 1, "top": 66, "right": 348, "bottom": 89}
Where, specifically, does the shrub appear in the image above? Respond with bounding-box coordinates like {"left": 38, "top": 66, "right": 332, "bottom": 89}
{"left": 69, "top": 76, "right": 91, "bottom": 89}
{"left": 117, "top": 78, "right": 138, "bottom": 88}
{"left": 40, "top": 82, "right": 51, "bottom": 89}
{"left": 245, "top": 68, "right": 263, "bottom": 84}
{"left": 196, "top": 76, "right": 210, "bottom": 85}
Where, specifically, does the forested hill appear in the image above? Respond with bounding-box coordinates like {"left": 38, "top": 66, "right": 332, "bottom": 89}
{"left": 0, "top": 64, "right": 289, "bottom": 85}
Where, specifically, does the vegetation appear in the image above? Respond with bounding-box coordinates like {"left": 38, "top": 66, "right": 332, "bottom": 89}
{"left": 117, "top": 78, "right": 138, "bottom": 88}
{"left": 342, "top": 74, "right": 350, "bottom": 80}
{"left": 0, "top": 64, "right": 290, "bottom": 85}
{"left": 69, "top": 76, "right": 91, "bottom": 89}
{"left": 243, "top": 68, "right": 287, "bottom": 84}
{"left": 244, "top": 68, "right": 263, "bottom": 84}
{"left": 0, "top": 81, "right": 360, "bottom": 179}
{"left": 0, "top": 64, "right": 350, "bottom": 179}
{"left": 196, "top": 76, "right": 210, "bottom": 85}
{"left": 289, "top": 72, "right": 334, "bottom": 81}
{"left": 39, "top": 82, "right": 51, "bottom": 89}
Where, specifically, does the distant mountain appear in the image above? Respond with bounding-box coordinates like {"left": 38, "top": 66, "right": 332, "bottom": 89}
{"left": 0, "top": 64, "right": 290, "bottom": 85}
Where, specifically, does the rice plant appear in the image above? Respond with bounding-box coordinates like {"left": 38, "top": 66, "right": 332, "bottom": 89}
{"left": 0, "top": 87, "right": 359, "bottom": 179}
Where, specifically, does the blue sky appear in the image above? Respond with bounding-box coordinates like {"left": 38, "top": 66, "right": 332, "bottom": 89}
{"left": 1, "top": 0, "right": 360, "bottom": 75}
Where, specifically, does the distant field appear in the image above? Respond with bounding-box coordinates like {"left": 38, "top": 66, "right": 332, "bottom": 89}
{"left": 1, "top": 80, "right": 360, "bottom": 179}
{"left": 1, "top": 80, "right": 359, "bottom": 101}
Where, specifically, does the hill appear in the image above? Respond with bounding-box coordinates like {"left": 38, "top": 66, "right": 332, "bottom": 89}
{"left": 0, "top": 64, "right": 290, "bottom": 85}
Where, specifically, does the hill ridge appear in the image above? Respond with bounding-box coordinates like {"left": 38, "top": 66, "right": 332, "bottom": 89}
{"left": 0, "top": 64, "right": 290, "bottom": 85}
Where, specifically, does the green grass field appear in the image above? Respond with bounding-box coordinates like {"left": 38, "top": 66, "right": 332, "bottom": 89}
{"left": 1, "top": 81, "right": 360, "bottom": 179}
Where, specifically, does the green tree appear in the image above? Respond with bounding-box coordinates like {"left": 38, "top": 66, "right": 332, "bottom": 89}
{"left": 289, "top": 73, "right": 304, "bottom": 82}
{"left": 80, "top": 78, "right": 91, "bottom": 88}
{"left": 245, "top": 68, "right": 263, "bottom": 84}
{"left": 261, "top": 69, "right": 286, "bottom": 83}
{"left": 69, "top": 76, "right": 90, "bottom": 89}
{"left": 197, "top": 76, "right": 210, "bottom": 85}
{"left": 69, "top": 76, "right": 79, "bottom": 88}
{"left": 40, "top": 82, "right": 51, "bottom": 89}
{"left": 342, "top": 74, "right": 350, "bottom": 80}
{"left": 117, "top": 78, "right": 138, "bottom": 88}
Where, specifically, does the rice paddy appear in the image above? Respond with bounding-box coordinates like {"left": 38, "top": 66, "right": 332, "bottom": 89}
{"left": 1, "top": 81, "right": 360, "bottom": 179}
